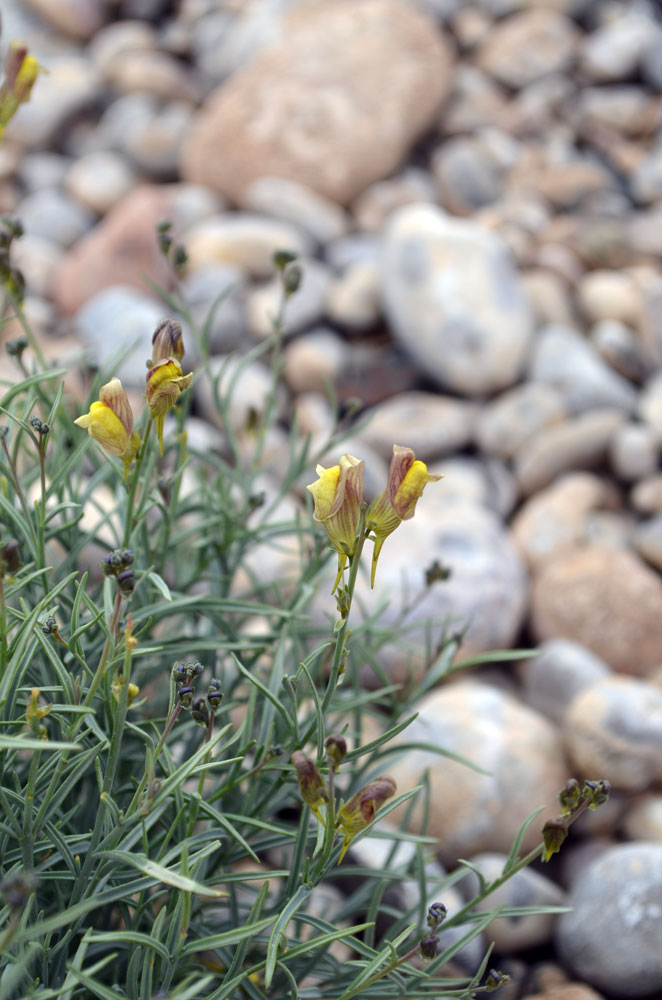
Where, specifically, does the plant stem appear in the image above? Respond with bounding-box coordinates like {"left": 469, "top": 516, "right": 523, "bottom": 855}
{"left": 122, "top": 416, "right": 153, "bottom": 548}
{"left": 0, "top": 576, "right": 6, "bottom": 678}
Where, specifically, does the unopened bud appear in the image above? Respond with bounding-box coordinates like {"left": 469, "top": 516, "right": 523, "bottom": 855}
{"left": 152, "top": 317, "right": 185, "bottom": 364}
{"left": 117, "top": 569, "right": 135, "bottom": 595}
{"left": 273, "top": 249, "right": 298, "bottom": 271}
{"left": 427, "top": 902, "right": 447, "bottom": 929}
{"left": 178, "top": 684, "right": 194, "bottom": 709}
{"left": 485, "top": 969, "right": 510, "bottom": 992}
{"left": 541, "top": 817, "right": 568, "bottom": 862}
{"left": 419, "top": 935, "right": 438, "bottom": 960}
{"left": 291, "top": 750, "right": 328, "bottom": 818}
{"left": 283, "top": 264, "right": 303, "bottom": 296}
{"left": 5, "top": 336, "right": 27, "bottom": 357}
{"left": 0, "top": 538, "right": 21, "bottom": 576}
{"left": 559, "top": 778, "right": 582, "bottom": 815}
{"left": 29, "top": 416, "right": 49, "bottom": 435}
{"left": 325, "top": 734, "right": 347, "bottom": 770}
{"left": 191, "top": 694, "right": 210, "bottom": 728}
{"left": 42, "top": 617, "right": 58, "bottom": 636}
{"left": 207, "top": 679, "right": 223, "bottom": 712}
{"left": 582, "top": 778, "right": 611, "bottom": 810}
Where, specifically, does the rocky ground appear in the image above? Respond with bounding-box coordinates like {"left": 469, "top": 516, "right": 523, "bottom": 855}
{"left": 1, "top": 0, "right": 662, "bottom": 997}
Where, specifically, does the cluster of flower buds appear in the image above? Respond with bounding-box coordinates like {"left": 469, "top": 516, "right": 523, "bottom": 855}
{"left": 541, "top": 777, "right": 611, "bottom": 862}
{"left": 29, "top": 416, "right": 49, "bottom": 437}
{"left": 419, "top": 902, "right": 447, "bottom": 960}
{"left": 102, "top": 548, "right": 135, "bottom": 596}
{"left": 172, "top": 661, "right": 223, "bottom": 730}
{"left": 5, "top": 335, "right": 27, "bottom": 359}
{"left": 0, "top": 538, "right": 21, "bottom": 578}
{"left": 307, "top": 444, "right": 442, "bottom": 592}
{"left": 0, "top": 216, "right": 25, "bottom": 302}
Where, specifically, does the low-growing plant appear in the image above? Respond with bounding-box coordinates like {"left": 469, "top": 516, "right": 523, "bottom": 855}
{"left": 0, "top": 63, "right": 610, "bottom": 1000}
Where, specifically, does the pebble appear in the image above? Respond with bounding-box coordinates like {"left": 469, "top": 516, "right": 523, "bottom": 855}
{"left": 589, "top": 319, "right": 644, "bottom": 383}
{"left": 432, "top": 456, "right": 517, "bottom": 519}
{"left": 72, "top": 285, "right": 165, "bottom": 387}
{"left": 12, "top": 236, "right": 63, "bottom": 300}
{"left": 15, "top": 188, "right": 95, "bottom": 249}
{"left": 577, "top": 270, "right": 641, "bottom": 327}
{"left": 475, "top": 383, "right": 566, "bottom": 460}
{"left": 381, "top": 204, "right": 533, "bottom": 396}
{"left": 185, "top": 214, "right": 311, "bottom": 278}
{"left": 641, "top": 27, "right": 662, "bottom": 92}
{"left": 630, "top": 136, "right": 662, "bottom": 205}
{"left": 609, "top": 422, "right": 660, "bottom": 482}
{"left": 387, "top": 681, "right": 568, "bottom": 867}
{"left": 88, "top": 19, "right": 157, "bottom": 75}
{"left": 576, "top": 85, "right": 657, "bottom": 138}
{"left": 240, "top": 177, "right": 349, "bottom": 246}
{"left": 282, "top": 328, "right": 348, "bottom": 394}
{"left": 50, "top": 184, "right": 179, "bottom": 315}
{"left": 638, "top": 371, "right": 662, "bottom": 436}
{"left": 627, "top": 204, "right": 662, "bottom": 257}
{"left": 514, "top": 409, "right": 626, "bottom": 496}
{"left": 521, "top": 269, "right": 574, "bottom": 328}
{"left": 91, "top": 94, "right": 193, "bottom": 178}
{"left": 557, "top": 842, "right": 662, "bottom": 996}
{"left": 431, "top": 135, "right": 506, "bottom": 215}
{"left": 351, "top": 499, "right": 528, "bottom": 684}
{"left": 477, "top": 9, "right": 579, "bottom": 89}
{"left": 358, "top": 392, "right": 477, "bottom": 462}
{"left": 456, "top": 852, "right": 566, "bottom": 952}
{"left": 179, "top": 264, "right": 248, "bottom": 355}
{"left": 620, "top": 794, "right": 662, "bottom": 843}
{"left": 631, "top": 474, "right": 662, "bottom": 515}
{"left": 581, "top": 11, "right": 656, "bottom": 82}
{"left": 564, "top": 676, "right": 662, "bottom": 791}
{"left": 511, "top": 473, "right": 613, "bottom": 571}
{"left": 22, "top": 0, "right": 107, "bottom": 40}
{"left": 522, "top": 638, "right": 610, "bottom": 726}
{"left": 351, "top": 168, "right": 438, "bottom": 234}
{"left": 65, "top": 151, "right": 137, "bottom": 216}
{"left": 248, "top": 258, "right": 331, "bottom": 339}
{"left": 182, "top": 0, "right": 454, "bottom": 204}
{"left": 19, "top": 152, "right": 73, "bottom": 194}
{"left": 531, "top": 544, "right": 662, "bottom": 676}
{"left": 634, "top": 515, "right": 662, "bottom": 572}
{"left": 443, "top": 65, "right": 509, "bottom": 135}
{"left": 324, "top": 260, "right": 381, "bottom": 333}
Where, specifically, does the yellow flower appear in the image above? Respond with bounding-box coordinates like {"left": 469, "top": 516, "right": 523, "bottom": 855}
{"left": 291, "top": 750, "right": 328, "bottom": 824}
{"left": 336, "top": 775, "right": 396, "bottom": 863}
{"left": 366, "top": 445, "right": 442, "bottom": 588}
{"left": 151, "top": 317, "right": 185, "bottom": 365}
{"left": 145, "top": 358, "right": 193, "bottom": 456}
{"left": 0, "top": 42, "right": 46, "bottom": 140}
{"left": 306, "top": 454, "right": 364, "bottom": 591}
{"left": 74, "top": 378, "right": 140, "bottom": 478}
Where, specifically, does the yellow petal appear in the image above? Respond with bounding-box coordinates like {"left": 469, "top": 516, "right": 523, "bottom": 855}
{"left": 74, "top": 401, "right": 128, "bottom": 457}
{"left": 306, "top": 465, "right": 340, "bottom": 521}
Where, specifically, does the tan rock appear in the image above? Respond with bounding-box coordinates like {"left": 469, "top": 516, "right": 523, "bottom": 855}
{"left": 181, "top": 0, "right": 453, "bottom": 205}
{"left": 531, "top": 545, "right": 662, "bottom": 675}
{"left": 50, "top": 185, "right": 177, "bottom": 315}
{"left": 477, "top": 9, "right": 580, "bottom": 89}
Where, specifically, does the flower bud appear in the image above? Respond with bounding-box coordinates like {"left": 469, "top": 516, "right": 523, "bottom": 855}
{"left": 325, "top": 734, "right": 347, "bottom": 770}
{"left": 283, "top": 264, "right": 303, "bottom": 296}
{"left": 419, "top": 935, "right": 439, "bottom": 960}
{"left": 559, "top": 778, "right": 581, "bottom": 815}
{"left": 117, "top": 569, "right": 135, "bottom": 596}
{"left": 336, "top": 775, "right": 396, "bottom": 862}
{"left": 291, "top": 750, "right": 328, "bottom": 821}
{"left": 541, "top": 817, "right": 568, "bottom": 862}
{"left": 427, "top": 902, "right": 447, "bottom": 929}
{"left": 178, "top": 684, "right": 194, "bottom": 709}
{"left": 207, "top": 679, "right": 223, "bottom": 712}
{"left": 151, "top": 317, "right": 185, "bottom": 365}
{"left": 145, "top": 358, "right": 193, "bottom": 456}
{"left": 0, "top": 538, "right": 21, "bottom": 577}
{"left": 273, "top": 249, "right": 298, "bottom": 271}
{"left": 307, "top": 454, "right": 364, "bottom": 591}
{"left": 582, "top": 778, "right": 611, "bottom": 810}
{"left": 191, "top": 694, "right": 210, "bottom": 728}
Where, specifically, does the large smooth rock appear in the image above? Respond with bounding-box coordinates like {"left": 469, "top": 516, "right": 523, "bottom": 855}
{"left": 531, "top": 544, "right": 662, "bottom": 676}
{"left": 181, "top": 0, "right": 453, "bottom": 205}
{"left": 381, "top": 205, "right": 533, "bottom": 395}
{"left": 557, "top": 842, "right": 662, "bottom": 996}
{"left": 563, "top": 676, "right": 662, "bottom": 792}
{"left": 387, "top": 682, "right": 568, "bottom": 866}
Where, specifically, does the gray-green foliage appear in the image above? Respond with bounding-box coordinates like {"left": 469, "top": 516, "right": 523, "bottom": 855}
{"left": 0, "top": 241, "right": 568, "bottom": 1000}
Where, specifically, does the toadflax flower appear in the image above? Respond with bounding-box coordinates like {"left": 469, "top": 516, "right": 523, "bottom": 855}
{"left": 306, "top": 454, "right": 364, "bottom": 591}
{"left": 291, "top": 750, "right": 328, "bottom": 824}
{"left": 0, "top": 42, "right": 46, "bottom": 140}
{"left": 145, "top": 317, "right": 192, "bottom": 455}
{"left": 74, "top": 378, "right": 140, "bottom": 478}
{"left": 336, "top": 775, "right": 396, "bottom": 862}
{"left": 366, "top": 445, "right": 442, "bottom": 588}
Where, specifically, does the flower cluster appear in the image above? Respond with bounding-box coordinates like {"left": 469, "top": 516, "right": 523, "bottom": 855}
{"left": 307, "top": 444, "right": 441, "bottom": 590}
{"left": 74, "top": 318, "right": 193, "bottom": 471}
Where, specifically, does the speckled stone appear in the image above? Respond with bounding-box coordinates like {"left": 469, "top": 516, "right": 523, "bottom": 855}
{"left": 557, "top": 842, "right": 662, "bottom": 996}
{"left": 387, "top": 681, "right": 568, "bottom": 866}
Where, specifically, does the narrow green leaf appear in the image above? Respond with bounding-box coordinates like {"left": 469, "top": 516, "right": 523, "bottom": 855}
{"left": 99, "top": 848, "right": 228, "bottom": 898}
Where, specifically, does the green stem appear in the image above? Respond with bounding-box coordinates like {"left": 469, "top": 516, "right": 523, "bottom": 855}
{"left": 7, "top": 290, "right": 47, "bottom": 370}
{"left": 20, "top": 749, "right": 41, "bottom": 871}
{"left": 1, "top": 436, "right": 39, "bottom": 559}
{"left": 0, "top": 575, "right": 6, "bottom": 678}
{"left": 122, "top": 416, "right": 153, "bottom": 548}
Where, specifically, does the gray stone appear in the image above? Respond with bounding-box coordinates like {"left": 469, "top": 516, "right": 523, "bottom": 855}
{"left": 88, "top": 19, "right": 157, "bottom": 76}
{"left": 610, "top": 423, "right": 660, "bottom": 482}
{"left": 475, "top": 383, "right": 566, "bottom": 460}
{"left": 185, "top": 214, "right": 311, "bottom": 278}
{"left": 557, "top": 843, "right": 662, "bottom": 996}
{"left": 432, "top": 456, "right": 517, "bottom": 519}
{"left": 351, "top": 168, "right": 438, "bottom": 233}
{"left": 386, "top": 681, "right": 568, "bottom": 866}
{"left": 639, "top": 371, "right": 662, "bottom": 436}
{"left": 634, "top": 514, "right": 662, "bottom": 572}
{"left": 23, "top": 0, "right": 106, "bottom": 41}
{"left": 630, "top": 136, "right": 662, "bottom": 205}
{"left": 581, "top": 11, "right": 654, "bottom": 82}
{"left": 477, "top": 8, "right": 580, "bottom": 89}
{"left": 5, "top": 55, "right": 102, "bottom": 149}
{"left": 381, "top": 205, "right": 533, "bottom": 396}
{"left": 11, "top": 236, "right": 63, "bottom": 299}
{"left": 15, "top": 188, "right": 95, "bottom": 249}
{"left": 514, "top": 410, "right": 626, "bottom": 496}
{"left": 324, "top": 261, "right": 381, "bottom": 333}
{"left": 240, "top": 177, "right": 348, "bottom": 246}
{"left": 590, "top": 319, "right": 645, "bottom": 383}
{"left": 641, "top": 29, "right": 662, "bottom": 92}
{"left": 621, "top": 794, "right": 662, "bottom": 842}
{"left": 528, "top": 324, "right": 637, "bottom": 416}
{"left": 431, "top": 136, "right": 505, "bottom": 215}
{"left": 19, "top": 153, "right": 72, "bottom": 194}
{"left": 325, "top": 234, "right": 380, "bottom": 272}
{"left": 65, "top": 152, "right": 137, "bottom": 216}
{"left": 351, "top": 498, "right": 528, "bottom": 683}
{"left": 628, "top": 205, "right": 662, "bottom": 256}
{"left": 248, "top": 258, "right": 331, "bottom": 338}
{"left": 359, "top": 391, "right": 477, "bottom": 462}
{"left": 522, "top": 638, "right": 610, "bottom": 725}
{"left": 179, "top": 264, "right": 248, "bottom": 355}
{"left": 73, "top": 285, "right": 165, "bottom": 387}
{"left": 456, "top": 852, "right": 566, "bottom": 952}
{"left": 90, "top": 94, "right": 193, "bottom": 179}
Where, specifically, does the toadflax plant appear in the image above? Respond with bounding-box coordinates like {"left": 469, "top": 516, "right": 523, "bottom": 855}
{"left": 0, "top": 208, "right": 611, "bottom": 1000}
